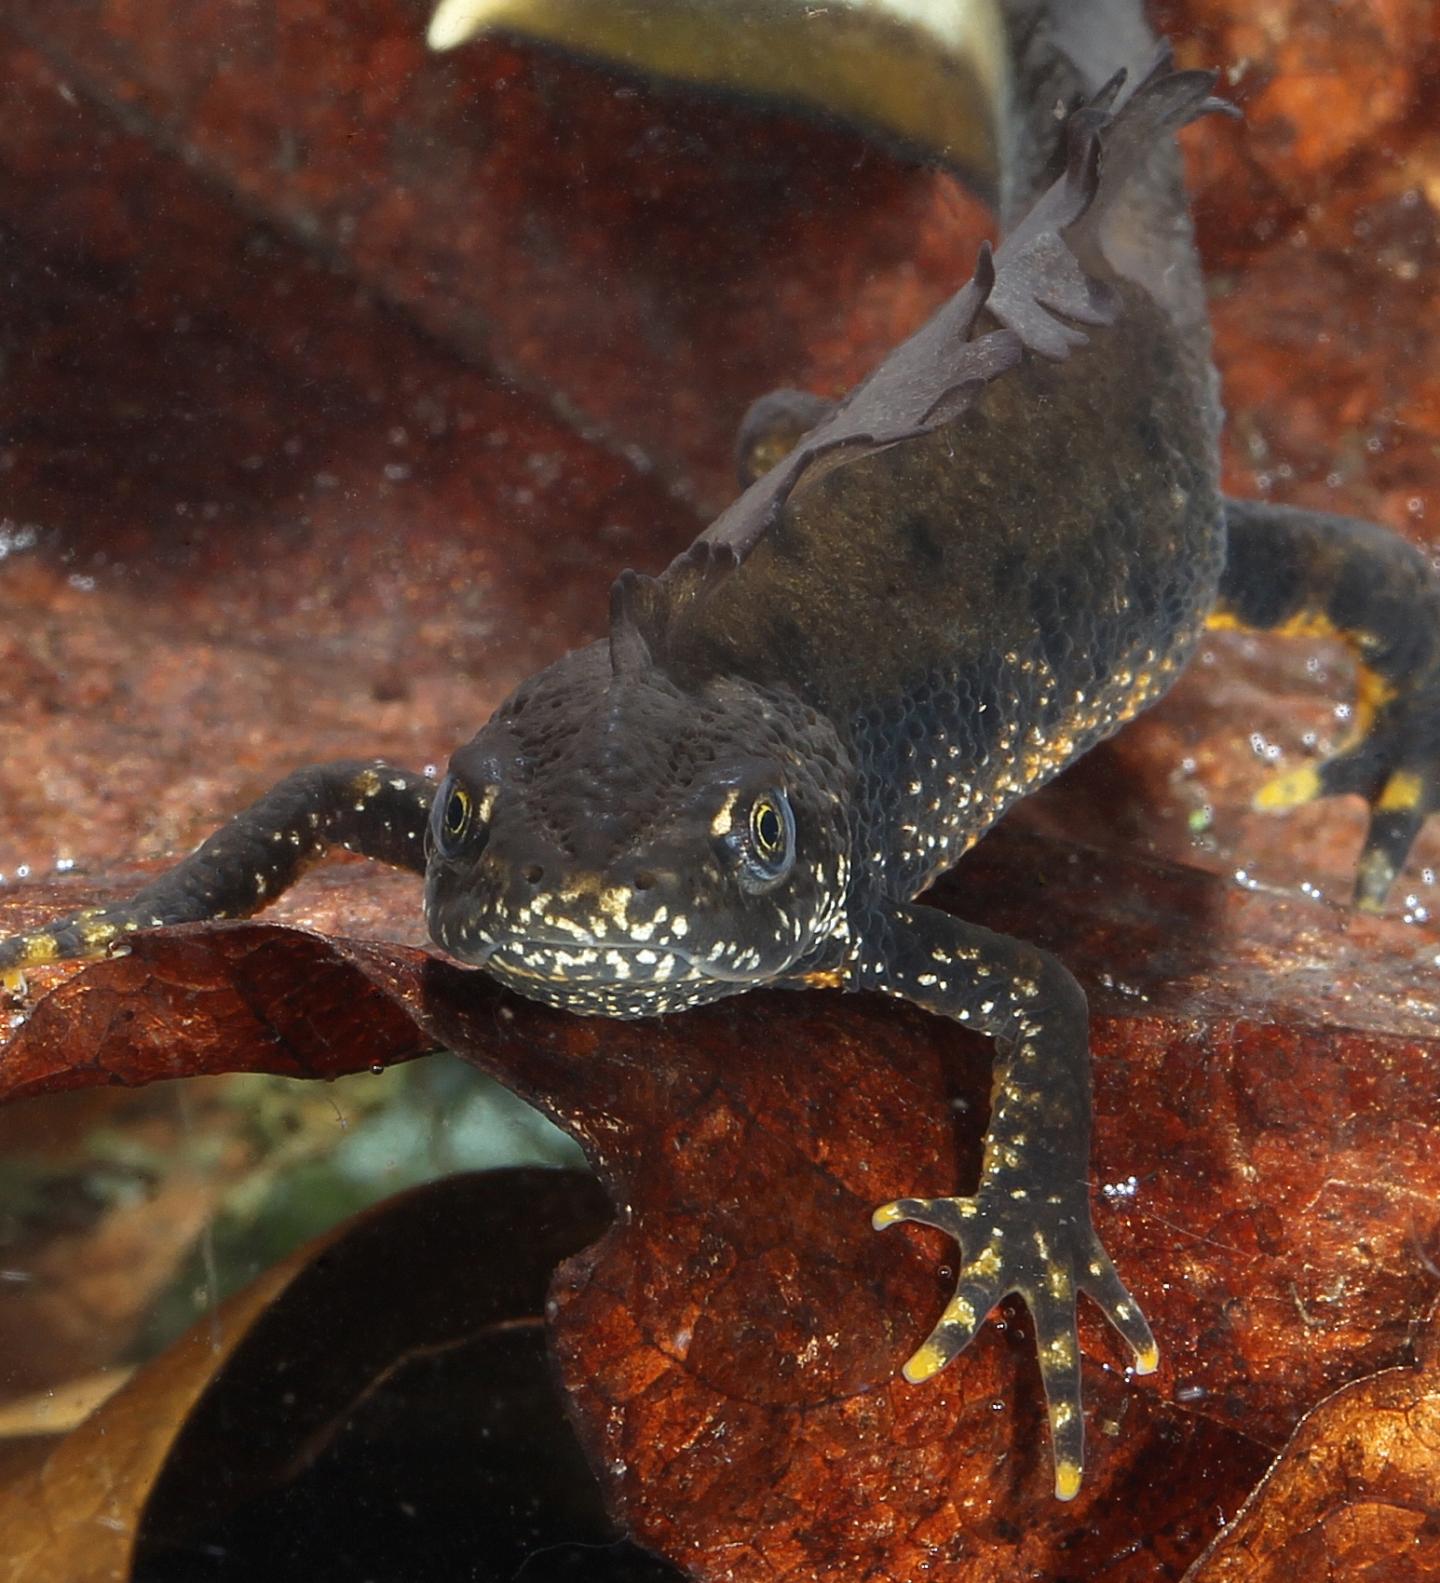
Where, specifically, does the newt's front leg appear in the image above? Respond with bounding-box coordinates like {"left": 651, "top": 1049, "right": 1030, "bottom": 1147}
{"left": 0, "top": 760, "right": 436, "bottom": 980}
{"left": 861, "top": 901, "right": 1157, "bottom": 1499}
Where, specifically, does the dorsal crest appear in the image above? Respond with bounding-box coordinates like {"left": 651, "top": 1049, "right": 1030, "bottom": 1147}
{"left": 609, "top": 546, "right": 742, "bottom": 675}
{"left": 655, "top": 49, "right": 1231, "bottom": 603}
{"left": 608, "top": 570, "right": 656, "bottom": 677}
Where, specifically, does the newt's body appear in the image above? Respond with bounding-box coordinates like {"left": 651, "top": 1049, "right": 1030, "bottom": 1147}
{"left": 5, "top": 0, "right": 1439, "bottom": 1499}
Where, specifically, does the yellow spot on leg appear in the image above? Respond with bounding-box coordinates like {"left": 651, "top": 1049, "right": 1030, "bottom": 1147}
{"left": 1043, "top": 1334, "right": 1075, "bottom": 1368}
{"left": 1353, "top": 666, "right": 1397, "bottom": 740}
{"left": 1254, "top": 763, "right": 1322, "bottom": 812}
{"left": 1378, "top": 770, "right": 1424, "bottom": 812}
{"left": 1134, "top": 1341, "right": 1160, "bottom": 1375}
{"left": 1054, "top": 1460, "right": 1083, "bottom": 1502}
{"left": 1355, "top": 849, "right": 1396, "bottom": 912}
{"left": 967, "top": 1243, "right": 1003, "bottom": 1281}
{"left": 902, "top": 1342, "right": 950, "bottom": 1384}
{"left": 871, "top": 1202, "right": 906, "bottom": 1229}
{"left": 19, "top": 934, "right": 61, "bottom": 966}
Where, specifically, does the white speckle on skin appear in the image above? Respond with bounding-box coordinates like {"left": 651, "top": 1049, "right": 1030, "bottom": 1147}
{"left": 598, "top": 886, "right": 633, "bottom": 931}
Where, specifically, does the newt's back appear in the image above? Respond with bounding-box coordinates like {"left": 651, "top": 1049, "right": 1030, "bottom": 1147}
{"left": 654, "top": 17, "right": 1228, "bottom": 897}
{"left": 682, "top": 288, "right": 1222, "bottom": 896}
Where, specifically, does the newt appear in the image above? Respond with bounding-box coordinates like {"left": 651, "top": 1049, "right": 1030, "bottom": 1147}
{"left": 4, "top": 0, "right": 1439, "bottom": 1500}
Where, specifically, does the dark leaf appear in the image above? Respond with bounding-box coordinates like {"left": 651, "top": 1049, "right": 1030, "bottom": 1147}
{"left": 0, "top": 1171, "right": 650, "bottom": 1582}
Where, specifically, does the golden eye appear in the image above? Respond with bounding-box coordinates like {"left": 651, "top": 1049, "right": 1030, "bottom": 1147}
{"left": 443, "top": 783, "right": 472, "bottom": 842}
{"left": 742, "top": 791, "right": 794, "bottom": 886}
{"left": 750, "top": 796, "right": 785, "bottom": 861}
{"left": 430, "top": 776, "right": 490, "bottom": 863}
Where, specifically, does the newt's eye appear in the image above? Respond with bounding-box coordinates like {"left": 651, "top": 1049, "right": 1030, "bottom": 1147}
{"left": 444, "top": 784, "right": 472, "bottom": 838}
{"left": 431, "top": 777, "right": 485, "bottom": 858}
{"left": 741, "top": 790, "right": 795, "bottom": 886}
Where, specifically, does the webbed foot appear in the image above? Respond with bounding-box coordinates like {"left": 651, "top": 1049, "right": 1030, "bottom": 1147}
{"left": 874, "top": 1186, "right": 1156, "bottom": 1500}
{"left": 861, "top": 901, "right": 1157, "bottom": 1498}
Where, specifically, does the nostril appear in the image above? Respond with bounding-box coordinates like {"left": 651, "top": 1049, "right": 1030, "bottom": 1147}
{"left": 633, "top": 870, "right": 657, "bottom": 892}
{"left": 523, "top": 864, "right": 544, "bottom": 886}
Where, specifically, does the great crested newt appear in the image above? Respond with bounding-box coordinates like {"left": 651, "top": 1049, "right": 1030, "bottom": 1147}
{"left": 4, "top": 0, "right": 1438, "bottom": 1498}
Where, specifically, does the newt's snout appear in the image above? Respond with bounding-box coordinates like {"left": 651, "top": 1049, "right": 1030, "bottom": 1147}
{"left": 426, "top": 835, "right": 793, "bottom": 1017}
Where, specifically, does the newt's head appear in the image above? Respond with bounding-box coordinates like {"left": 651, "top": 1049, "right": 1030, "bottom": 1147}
{"left": 424, "top": 641, "right": 852, "bottom": 1016}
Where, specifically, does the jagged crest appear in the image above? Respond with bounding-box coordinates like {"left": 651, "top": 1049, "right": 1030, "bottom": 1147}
{"left": 614, "top": 46, "right": 1232, "bottom": 664}
{"left": 608, "top": 570, "right": 656, "bottom": 676}
{"left": 608, "top": 545, "right": 741, "bottom": 674}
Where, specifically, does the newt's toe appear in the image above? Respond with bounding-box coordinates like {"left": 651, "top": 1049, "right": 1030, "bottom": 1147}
{"left": 875, "top": 1187, "right": 1154, "bottom": 1499}
{"left": 1254, "top": 730, "right": 1438, "bottom": 909}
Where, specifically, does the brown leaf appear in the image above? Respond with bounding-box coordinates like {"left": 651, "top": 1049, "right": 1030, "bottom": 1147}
{"left": 0, "top": 0, "right": 985, "bottom": 513}
{"left": 413, "top": 848, "right": 1439, "bottom": 1578}
{"left": 10, "top": 828, "right": 1433, "bottom": 1577}
{"left": 0, "top": 1369, "right": 135, "bottom": 1439}
{"left": 0, "top": 20, "right": 698, "bottom": 882}
{"left": 0, "top": 914, "right": 437, "bottom": 1103}
{"left": 1183, "top": 1303, "right": 1440, "bottom": 1581}
{"left": 0, "top": 1170, "right": 220, "bottom": 1399}
{"left": 0, "top": 1200, "right": 307, "bottom": 1583}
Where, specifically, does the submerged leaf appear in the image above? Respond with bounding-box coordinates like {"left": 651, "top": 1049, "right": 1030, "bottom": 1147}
{"left": 1184, "top": 1305, "right": 1440, "bottom": 1582}
{"left": 0, "top": 1171, "right": 624, "bottom": 1583}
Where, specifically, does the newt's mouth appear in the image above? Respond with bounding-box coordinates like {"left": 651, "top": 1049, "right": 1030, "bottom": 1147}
{"left": 440, "top": 933, "right": 762, "bottom": 1020}
{"left": 459, "top": 935, "right": 762, "bottom": 987}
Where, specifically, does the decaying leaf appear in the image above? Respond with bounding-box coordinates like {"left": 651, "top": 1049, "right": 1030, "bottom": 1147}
{"left": 1183, "top": 1302, "right": 1440, "bottom": 1581}
{"left": 0, "top": 1369, "right": 135, "bottom": 1440}
{"left": 6, "top": 826, "right": 1438, "bottom": 1579}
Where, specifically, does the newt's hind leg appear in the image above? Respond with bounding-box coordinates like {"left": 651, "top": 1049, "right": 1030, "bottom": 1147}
{"left": 0, "top": 761, "right": 436, "bottom": 982}
{"left": 735, "top": 389, "right": 837, "bottom": 488}
{"left": 1212, "top": 497, "right": 1440, "bottom": 908}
